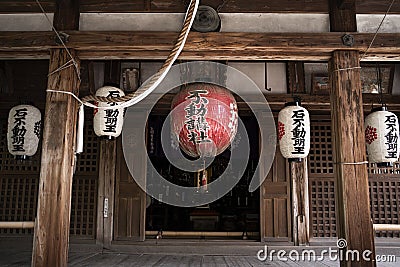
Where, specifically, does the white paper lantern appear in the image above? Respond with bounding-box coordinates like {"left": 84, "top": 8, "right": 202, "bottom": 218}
{"left": 7, "top": 104, "right": 41, "bottom": 159}
{"left": 365, "top": 107, "right": 400, "bottom": 167}
{"left": 278, "top": 102, "right": 310, "bottom": 162}
{"left": 93, "top": 86, "right": 125, "bottom": 139}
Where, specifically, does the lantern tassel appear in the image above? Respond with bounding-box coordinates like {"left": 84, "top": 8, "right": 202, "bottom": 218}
{"left": 76, "top": 104, "right": 84, "bottom": 154}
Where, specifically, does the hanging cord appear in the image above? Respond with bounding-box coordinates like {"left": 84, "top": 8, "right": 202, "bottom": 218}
{"left": 333, "top": 66, "right": 361, "bottom": 72}
{"left": 81, "top": 0, "right": 199, "bottom": 106}
{"left": 217, "top": 0, "right": 230, "bottom": 12}
{"left": 35, "top": 0, "right": 81, "bottom": 80}
{"left": 361, "top": 0, "right": 396, "bottom": 60}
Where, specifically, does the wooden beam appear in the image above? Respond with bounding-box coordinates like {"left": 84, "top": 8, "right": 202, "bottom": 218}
{"left": 32, "top": 49, "right": 80, "bottom": 267}
{"left": 141, "top": 93, "right": 400, "bottom": 114}
{"left": 0, "top": 32, "right": 399, "bottom": 61}
{"left": 329, "top": 0, "right": 357, "bottom": 32}
{"left": 1, "top": 0, "right": 399, "bottom": 14}
{"left": 291, "top": 160, "right": 310, "bottom": 246}
{"left": 329, "top": 50, "right": 376, "bottom": 267}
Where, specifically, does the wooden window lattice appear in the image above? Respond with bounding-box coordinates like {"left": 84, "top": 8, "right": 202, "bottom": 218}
{"left": 75, "top": 117, "right": 99, "bottom": 175}
{"left": 309, "top": 121, "right": 337, "bottom": 238}
{"left": 309, "top": 120, "right": 400, "bottom": 239}
{"left": 70, "top": 176, "right": 98, "bottom": 237}
{"left": 0, "top": 114, "right": 98, "bottom": 237}
{"left": 0, "top": 175, "right": 38, "bottom": 234}
{"left": 309, "top": 123, "right": 333, "bottom": 174}
{"left": 310, "top": 178, "right": 337, "bottom": 238}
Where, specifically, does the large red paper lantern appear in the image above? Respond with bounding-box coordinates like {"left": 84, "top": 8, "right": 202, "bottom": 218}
{"left": 171, "top": 83, "right": 238, "bottom": 158}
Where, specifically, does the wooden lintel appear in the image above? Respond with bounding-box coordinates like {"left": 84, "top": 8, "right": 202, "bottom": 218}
{"left": 0, "top": 32, "right": 399, "bottom": 61}
{"left": 140, "top": 93, "right": 400, "bottom": 113}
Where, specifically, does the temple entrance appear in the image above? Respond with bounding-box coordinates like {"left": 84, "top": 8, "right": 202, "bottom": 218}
{"left": 144, "top": 114, "right": 260, "bottom": 240}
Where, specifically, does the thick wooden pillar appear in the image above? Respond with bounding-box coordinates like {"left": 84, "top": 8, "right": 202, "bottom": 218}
{"left": 32, "top": 49, "right": 80, "bottom": 266}
{"left": 32, "top": 1, "right": 80, "bottom": 266}
{"left": 329, "top": 50, "right": 376, "bottom": 267}
{"left": 291, "top": 160, "right": 310, "bottom": 246}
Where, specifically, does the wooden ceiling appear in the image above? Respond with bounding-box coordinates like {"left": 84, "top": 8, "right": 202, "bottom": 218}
{"left": 0, "top": 0, "right": 399, "bottom": 14}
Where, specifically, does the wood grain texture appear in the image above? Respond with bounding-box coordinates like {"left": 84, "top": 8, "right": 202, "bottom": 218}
{"left": 329, "top": 50, "right": 376, "bottom": 267}
{"left": 338, "top": 0, "right": 355, "bottom": 9}
{"left": 0, "top": 1, "right": 55, "bottom": 13}
{"left": 0, "top": 31, "right": 399, "bottom": 61}
{"left": 53, "top": 0, "right": 80, "bottom": 31}
{"left": 96, "top": 140, "right": 117, "bottom": 248}
{"left": 287, "top": 62, "right": 306, "bottom": 94}
{"left": 96, "top": 60, "right": 119, "bottom": 248}
{"left": 32, "top": 49, "right": 80, "bottom": 267}
{"left": 329, "top": 0, "right": 357, "bottom": 32}
{"left": 260, "top": 137, "right": 291, "bottom": 242}
{"left": 2, "top": 0, "right": 399, "bottom": 13}
{"left": 291, "top": 160, "right": 310, "bottom": 246}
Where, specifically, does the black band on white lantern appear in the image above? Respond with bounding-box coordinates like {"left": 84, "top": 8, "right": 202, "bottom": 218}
{"left": 365, "top": 106, "right": 399, "bottom": 168}
{"left": 7, "top": 104, "right": 42, "bottom": 159}
{"left": 93, "top": 86, "right": 125, "bottom": 139}
{"left": 278, "top": 101, "right": 310, "bottom": 162}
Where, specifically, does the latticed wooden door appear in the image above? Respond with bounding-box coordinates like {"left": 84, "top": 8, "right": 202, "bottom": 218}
{"left": 309, "top": 119, "right": 400, "bottom": 239}
{"left": 0, "top": 112, "right": 98, "bottom": 238}
{"left": 308, "top": 121, "right": 337, "bottom": 239}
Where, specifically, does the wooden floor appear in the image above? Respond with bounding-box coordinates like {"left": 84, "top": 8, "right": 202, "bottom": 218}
{"left": 1, "top": 237, "right": 399, "bottom": 266}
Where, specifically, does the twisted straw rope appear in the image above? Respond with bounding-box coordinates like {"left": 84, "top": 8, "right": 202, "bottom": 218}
{"left": 82, "top": 0, "right": 197, "bottom": 104}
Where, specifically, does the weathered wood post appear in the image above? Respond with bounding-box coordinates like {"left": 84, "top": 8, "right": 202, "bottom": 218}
{"left": 290, "top": 160, "right": 310, "bottom": 246}
{"left": 32, "top": 0, "right": 80, "bottom": 266}
{"left": 329, "top": 50, "right": 376, "bottom": 267}
{"left": 96, "top": 61, "right": 120, "bottom": 248}
{"left": 328, "top": 1, "right": 376, "bottom": 266}
{"left": 287, "top": 62, "right": 310, "bottom": 246}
